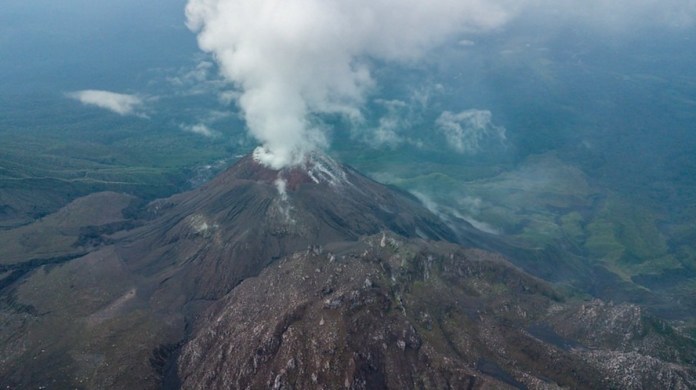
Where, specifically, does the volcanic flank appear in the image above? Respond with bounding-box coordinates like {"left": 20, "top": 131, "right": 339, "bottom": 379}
{"left": 116, "top": 153, "right": 458, "bottom": 300}
{"left": 1, "top": 154, "right": 695, "bottom": 389}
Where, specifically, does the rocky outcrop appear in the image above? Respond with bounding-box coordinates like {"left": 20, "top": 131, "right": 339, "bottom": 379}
{"left": 177, "top": 234, "right": 696, "bottom": 389}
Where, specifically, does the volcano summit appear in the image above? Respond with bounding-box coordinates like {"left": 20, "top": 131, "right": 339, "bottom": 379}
{"left": 1, "top": 154, "right": 694, "bottom": 389}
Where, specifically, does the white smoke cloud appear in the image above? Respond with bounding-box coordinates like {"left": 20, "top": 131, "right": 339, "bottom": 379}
{"left": 67, "top": 90, "right": 144, "bottom": 116}
{"left": 184, "top": 0, "right": 696, "bottom": 168}
{"left": 436, "top": 110, "right": 506, "bottom": 154}
{"left": 185, "top": 0, "right": 512, "bottom": 168}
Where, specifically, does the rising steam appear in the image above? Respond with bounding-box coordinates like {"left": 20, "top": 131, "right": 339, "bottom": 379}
{"left": 185, "top": 0, "right": 511, "bottom": 168}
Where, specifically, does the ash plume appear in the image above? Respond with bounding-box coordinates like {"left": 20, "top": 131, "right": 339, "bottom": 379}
{"left": 185, "top": 0, "right": 511, "bottom": 169}
{"left": 184, "top": 0, "right": 696, "bottom": 169}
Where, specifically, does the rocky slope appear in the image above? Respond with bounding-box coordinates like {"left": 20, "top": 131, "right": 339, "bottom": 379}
{"left": 1, "top": 153, "right": 694, "bottom": 389}
{"left": 0, "top": 153, "right": 457, "bottom": 388}
{"left": 176, "top": 233, "right": 696, "bottom": 389}
{"left": 115, "top": 153, "right": 456, "bottom": 300}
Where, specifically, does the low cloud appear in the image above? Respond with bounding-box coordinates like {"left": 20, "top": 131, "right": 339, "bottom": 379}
{"left": 67, "top": 90, "right": 145, "bottom": 116}
{"left": 372, "top": 125, "right": 403, "bottom": 148}
{"left": 168, "top": 61, "right": 216, "bottom": 87}
{"left": 181, "top": 123, "right": 219, "bottom": 138}
{"left": 412, "top": 190, "right": 500, "bottom": 235}
{"left": 436, "top": 109, "right": 506, "bottom": 154}
{"left": 167, "top": 60, "right": 232, "bottom": 101}
{"left": 369, "top": 99, "right": 409, "bottom": 148}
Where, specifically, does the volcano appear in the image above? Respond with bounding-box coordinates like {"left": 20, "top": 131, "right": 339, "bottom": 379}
{"left": 115, "top": 153, "right": 458, "bottom": 301}
{"left": 1, "top": 154, "right": 694, "bottom": 389}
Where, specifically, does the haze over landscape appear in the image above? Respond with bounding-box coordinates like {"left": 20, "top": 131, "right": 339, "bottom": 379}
{"left": 2, "top": 0, "right": 696, "bottom": 388}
